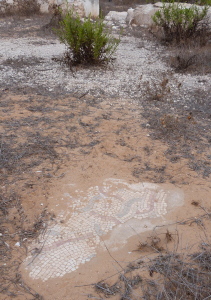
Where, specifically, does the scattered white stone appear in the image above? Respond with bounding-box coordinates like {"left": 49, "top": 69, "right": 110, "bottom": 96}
{"left": 106, "top": 11, "right": 127, "bottom": 22}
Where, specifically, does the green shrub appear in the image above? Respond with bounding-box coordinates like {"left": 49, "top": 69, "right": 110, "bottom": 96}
{"left": 152, "top": 1, "right": 209, "bottom": 43}
{"left": 176, "top": 0, "right": 211, "bottom": 5}
{"left": 55, "top": 10, "right": 120, "bottom": 66}
{"left": 200, "top": 0, "right": 211, "bottom": 4}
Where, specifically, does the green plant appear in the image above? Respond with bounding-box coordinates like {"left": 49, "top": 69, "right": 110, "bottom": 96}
{"left": 55, "top": 10, "right": 120, "bottom": 66}
{"left": 198, "top": 0, "right": 211, "bottom": 5}
{"left": 176, "top": 0, "right": 211, "bottom": 5}
{"left": 152, "top": 1, "right": 209, "bottom": 43}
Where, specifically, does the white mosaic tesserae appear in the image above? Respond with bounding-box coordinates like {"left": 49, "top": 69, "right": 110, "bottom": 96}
{"left": 24, "top": 179, "right": 181, "bottom": 281}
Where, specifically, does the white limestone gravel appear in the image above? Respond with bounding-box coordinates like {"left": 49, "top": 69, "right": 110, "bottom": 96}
{"left": 0, "top": 20, "right": 210, "bottom": 112}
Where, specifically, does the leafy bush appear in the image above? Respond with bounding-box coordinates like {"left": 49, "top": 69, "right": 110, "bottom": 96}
{"left": 152, "top": 1, "right": 209, "bottom": 43}
{"left": 201, "top": 0, "right": 211, "bottom": 4}
{"left": 55, "top": 10, "right": 120, "bottom": 66}
{"left": 177, "top": 0, "right": 211, "bottom": 5}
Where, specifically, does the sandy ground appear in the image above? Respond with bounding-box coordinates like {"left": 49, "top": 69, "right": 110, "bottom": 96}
{"left": 0, "top": 11, "right": 211, "bottom": 300}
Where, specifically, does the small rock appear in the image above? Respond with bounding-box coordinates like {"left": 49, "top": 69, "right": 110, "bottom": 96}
{"left": 106, "top": 11, "right": 127, "bottom": 22}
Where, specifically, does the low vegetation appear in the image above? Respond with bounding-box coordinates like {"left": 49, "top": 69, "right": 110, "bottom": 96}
{"left": 93, "top": 211, "right": 211, "bottom": 300}
{"left": 151, "top": 0, "right": 211, "bottom": 73}
{"left": 55, "top": 10, "right": 120, "bottom": 66}
{"left": 152, "top": 1, "right": 210, "bottom": 44}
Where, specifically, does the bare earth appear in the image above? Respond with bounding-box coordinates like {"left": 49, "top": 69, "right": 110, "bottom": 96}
{"left": 0, "top": 12, "right": 211, "bottom": 300}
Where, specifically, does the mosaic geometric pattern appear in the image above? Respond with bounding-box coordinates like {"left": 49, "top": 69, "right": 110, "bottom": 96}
{"left": 24, "top": 179, "right": 170, "bottom": 281}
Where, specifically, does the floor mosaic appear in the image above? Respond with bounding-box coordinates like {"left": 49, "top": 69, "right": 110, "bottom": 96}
{"left": 24, "top": 179, "right": 179, "bottom": 281}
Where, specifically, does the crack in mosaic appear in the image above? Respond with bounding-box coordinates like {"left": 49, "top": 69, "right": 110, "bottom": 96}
{"left": 24, "top": 179, "right": 175, "bottom": 281}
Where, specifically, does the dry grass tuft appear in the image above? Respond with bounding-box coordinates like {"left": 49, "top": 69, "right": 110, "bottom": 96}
{"left": 0, "top": 189, "right": 53, "bottom": 299}
{"left": 170, "top": 44, "right": 211, "bottom": 74}
{"left": 93, "top": 211, "right": 211, "bottom": 300}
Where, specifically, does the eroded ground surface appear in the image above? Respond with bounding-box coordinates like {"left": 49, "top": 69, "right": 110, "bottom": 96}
{"left": 0, "top": 13, "right": 211, "bottom": 300}
{"left": 24, "top": 180, "right": 184, "bottom": 282}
